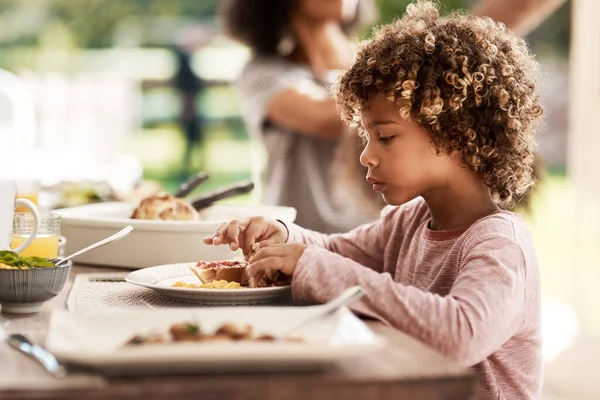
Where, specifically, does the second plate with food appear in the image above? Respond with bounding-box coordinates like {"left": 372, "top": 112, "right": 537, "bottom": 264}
{"left": 46, "top": 306, "right": 385, "bottom": 374}
{"left": 125, "top": 263, "right": 291, "bottom": 305}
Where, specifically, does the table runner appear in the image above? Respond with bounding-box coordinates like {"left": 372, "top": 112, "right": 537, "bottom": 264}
{"left": 67, "top": 273, "right": 307, "bottom": 313}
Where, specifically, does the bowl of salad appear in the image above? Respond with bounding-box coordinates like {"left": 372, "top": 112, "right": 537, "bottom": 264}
{"left": 0, "top": 250, "right": 72, "bottom": 314}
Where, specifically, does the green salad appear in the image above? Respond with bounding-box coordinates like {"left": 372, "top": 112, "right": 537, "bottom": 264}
{"left": 0, "top": 250, "right": 56, "bottom": 269}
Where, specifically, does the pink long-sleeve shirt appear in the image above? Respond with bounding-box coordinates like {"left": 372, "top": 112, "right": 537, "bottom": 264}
{"left": 287, "top": 197, "right": 542, "bottom": 400}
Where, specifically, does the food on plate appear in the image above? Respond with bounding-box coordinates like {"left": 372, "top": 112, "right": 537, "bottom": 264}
{"left": 125, "top": 332, "right": 166, "bottom": 345}
{"left": 189, "top": 257, "right": 291, "bottom": 289}
{"left": 246, "top": 242, "right": 291, "bottom": 288}
{"left": 249, "top": 268, "right": 291, "bottom": 288}
{"left": 171, "top": 279, "right": 242, "bottom": 289}
{"left": 130, "top": 193, "right": 199, "bottom": 221}
{"left": 124, "top": 321, "right": 303, "bottom": 345}
{"left": 189, "top": 260, "right": 249, "bottom": 285}
{"left": 0, "top": 250, "right": 56, "bottom": 270}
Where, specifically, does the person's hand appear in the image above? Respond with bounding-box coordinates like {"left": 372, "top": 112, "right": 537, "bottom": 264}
{"left": 246, "top": 243, "right": 307, "bottom": 279}
{"left": 202, "top": 217, "right": 289, "bottom": 258}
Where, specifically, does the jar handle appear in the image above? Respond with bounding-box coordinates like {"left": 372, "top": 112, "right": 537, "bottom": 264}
{"left": 11, "top": 199, "right": 40, "bottom": 253}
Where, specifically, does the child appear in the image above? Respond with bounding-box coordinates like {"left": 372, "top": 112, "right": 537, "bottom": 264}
{"left": 204, "top": 1, "right": 543, "bottom": 399}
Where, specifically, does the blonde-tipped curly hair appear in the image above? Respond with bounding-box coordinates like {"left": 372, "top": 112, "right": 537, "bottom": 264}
{"left": 333, "top": 0, "right": 544, "bottom": 208}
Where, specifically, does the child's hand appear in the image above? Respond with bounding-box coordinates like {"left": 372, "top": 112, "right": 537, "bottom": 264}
{"left": 202, "top": 217, "right": 289, "bottom": 258}
{"left": 246, "top": 243, "right": 307, "bottom": 279}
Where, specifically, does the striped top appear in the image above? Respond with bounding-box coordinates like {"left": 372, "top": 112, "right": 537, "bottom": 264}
{"left": 237, "top": 56, "right": 379, "bottom": 233}
{"left": 287, "top": 197, "right": 542, "bottom": 400}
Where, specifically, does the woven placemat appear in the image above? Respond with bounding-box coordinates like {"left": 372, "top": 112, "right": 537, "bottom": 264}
{"left": 67, "top": 272, "right": 308, "bottom": 313}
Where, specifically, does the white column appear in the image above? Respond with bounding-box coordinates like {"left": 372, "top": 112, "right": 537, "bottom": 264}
{"left": 568, "top": 0, "right": 600, "bottom": 334}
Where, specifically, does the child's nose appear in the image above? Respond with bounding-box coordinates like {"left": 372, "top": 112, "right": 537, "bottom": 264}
{"left": 360, "top": 143, "right": 378, "bottom": 167}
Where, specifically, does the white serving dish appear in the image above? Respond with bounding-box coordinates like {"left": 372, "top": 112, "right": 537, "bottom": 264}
{"left": 46, "top": 306, "right": 384, "bottom": 374}
{"left": 54, "top": 202, "right": 296, "bottom": 269}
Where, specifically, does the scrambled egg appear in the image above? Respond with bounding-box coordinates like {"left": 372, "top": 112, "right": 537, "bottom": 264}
{"left": 172, "top": 279, "right": 242, "bottom": 289}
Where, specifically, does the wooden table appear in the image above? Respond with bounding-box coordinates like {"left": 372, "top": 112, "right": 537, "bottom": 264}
{"left": 1, "top": 265, "right": 477, "bottom": 400}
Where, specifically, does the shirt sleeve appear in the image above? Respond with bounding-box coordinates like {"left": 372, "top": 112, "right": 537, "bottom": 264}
{"left": 291, "top": 235, "right": 527, "bottom": 367}
{"left": 284, "top": 206, "right": 399, "bottom": 273}
{"left": 237, "top": 59, "right": 314, "bottom": 139}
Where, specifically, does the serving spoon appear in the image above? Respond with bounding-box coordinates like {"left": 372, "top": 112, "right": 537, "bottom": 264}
{"left": 55, "top": 225, "right": 134, "bottom": 267}
{"left": 173, "top": 171, "right": 209, "bottom": 198}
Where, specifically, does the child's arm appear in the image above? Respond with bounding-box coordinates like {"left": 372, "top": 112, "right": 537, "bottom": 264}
{"left": 292, "top": 235, "right": 528, "bottom": 368}
{"left": 283, "top": 206, "right": 399, "bottom": 273}
{"left": 473, "top": 0, "right": 566, "bottom": 36}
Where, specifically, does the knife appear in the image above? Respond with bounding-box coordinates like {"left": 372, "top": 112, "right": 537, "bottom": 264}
{"left": 8, "top": 334, "right": 67, "bottom": 378}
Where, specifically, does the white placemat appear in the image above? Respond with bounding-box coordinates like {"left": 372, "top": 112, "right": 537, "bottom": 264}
{"left": 67, "top": 273, "right": 307, "bottom": 313}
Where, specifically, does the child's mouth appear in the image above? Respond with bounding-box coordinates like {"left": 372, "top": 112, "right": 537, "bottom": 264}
{"left": 367, "top": 176, "right": 385, "bottom": 192}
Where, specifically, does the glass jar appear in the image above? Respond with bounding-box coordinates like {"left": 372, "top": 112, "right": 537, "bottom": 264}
{"left": 11, "top": 212, "right": 61, "bottom": 258}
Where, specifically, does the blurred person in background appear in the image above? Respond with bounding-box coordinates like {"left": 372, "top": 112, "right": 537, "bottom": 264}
{"left": 473, "top": 0, "right": 566, "bottom": 36}
{"left": 173, "top": 27, "right": 208, "bottom": 181}
{"left": 219, "top": 0, "right": 381, "bottom": 234}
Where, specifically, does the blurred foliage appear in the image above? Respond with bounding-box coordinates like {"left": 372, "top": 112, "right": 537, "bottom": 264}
{"left": 0, "top": 0, "right": 219, "bottom": 48}
{"left": 51, "top": 0, "right": 219, "bottom": 48}
{"left": 0, "top": 0, "right": 570, "bottom": 55}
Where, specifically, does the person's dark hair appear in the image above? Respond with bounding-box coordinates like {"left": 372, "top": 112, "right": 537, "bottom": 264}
{"left": 219, "top": 0, "right": 376, "bottom": 55}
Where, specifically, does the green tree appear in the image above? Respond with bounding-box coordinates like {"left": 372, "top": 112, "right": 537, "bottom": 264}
{"left": 50, "top": 0, "right": 219, "bottom": 48}
{"left": 0, "top": 0, "right": 220, "bottom": 49}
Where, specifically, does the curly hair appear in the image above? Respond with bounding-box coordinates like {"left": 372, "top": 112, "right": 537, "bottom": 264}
{"left": 333, "top": 0, "right": 544, "bottom": 208}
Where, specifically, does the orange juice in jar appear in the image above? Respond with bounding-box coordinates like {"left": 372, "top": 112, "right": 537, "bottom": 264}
{"left": 10, "top": 234, "right": 59, "bottom": 258}
{"left": 11, "top": 213, "right": 60, "bottom": 258}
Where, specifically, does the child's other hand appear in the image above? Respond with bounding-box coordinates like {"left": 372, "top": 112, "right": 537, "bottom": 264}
{"left": 245, "top": 243, "right": 307, "bottom": 279}
{"left": 202, "top": 217, "right": 289, "bottom": 258}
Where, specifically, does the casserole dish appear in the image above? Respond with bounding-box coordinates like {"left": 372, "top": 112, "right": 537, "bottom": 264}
{"left": 54, "top": 202, "right": 296, "bottom": 269}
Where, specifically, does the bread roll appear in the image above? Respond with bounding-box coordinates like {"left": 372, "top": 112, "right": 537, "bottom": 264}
{"left": 131, "top": 193, "right": 199, "bottom": 221}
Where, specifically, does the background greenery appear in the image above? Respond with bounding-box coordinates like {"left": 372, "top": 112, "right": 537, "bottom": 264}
{"left": 0, "top": 0, "right": 571, "bottom": 195}
{"left": 0, "top": 0, "right": 570, "bottom": 56}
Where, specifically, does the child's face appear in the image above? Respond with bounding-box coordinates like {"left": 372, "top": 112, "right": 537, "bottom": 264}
{"left": 359, "top": 94, "right": 458, "bottom": 206}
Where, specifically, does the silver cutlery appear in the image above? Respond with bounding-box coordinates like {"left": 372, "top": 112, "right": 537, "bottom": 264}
{"left": 281, "top": 286, "right": 365, "bottom": 335}
{"left": 55, "top": 225, "right": 133, "bottom": 267}
{"left": 7, "top": 333, "right": 66, "bottom": 378}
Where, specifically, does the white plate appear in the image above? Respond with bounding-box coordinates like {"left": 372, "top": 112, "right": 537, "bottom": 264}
{"left": 46, "top": 307, "right": 385, "bottom": 374}
{"left": 125, "top": 263, "right": 291, "bottom": 305}
{"left": 54, "top": 202, "right": 296, "bottom": 269}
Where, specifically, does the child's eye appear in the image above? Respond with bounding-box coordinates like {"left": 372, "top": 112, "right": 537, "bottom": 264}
{"left": 378, "top": 135, "right": 395, "bottom": 144}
